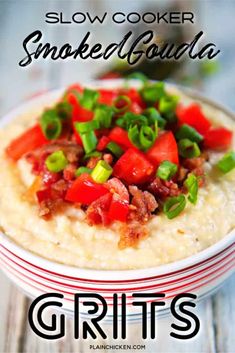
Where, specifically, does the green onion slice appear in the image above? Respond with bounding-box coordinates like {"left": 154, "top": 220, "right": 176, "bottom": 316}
{"left": 116, "top": 112, "right": 148, "bottom": 130}
{"left": 140, "top": 82, "right": 165, "bottom": 105}
{"left": 75, "top": 166, "right": 92, "bottom": 177}
{"left": 55, "top": 101, "right": 72, "bottom": 120}
{"left": 163, "top": 195, "right": 186, "bottom": 219}
{"left": 143, "top": 107, "right": 166, "bottom": 129}
{"left": 83, "top": 151, "right": 102, "bottom": 160}
{"left": 178, "top": 139, "right": 201, "bottom": 158}
{"left": 157, "top": 161, "right": 178, "bottom": 181}
{"left": 79, "top": 88, "right": 99, "bottom": 110}
{"left": 217, "top": 151, "right": 235, "bottom": 174}
{"left": 128, "top": 124, "right": 140, "bottom": 148}
{"left": 45, "top": 150, "right": 68, "bottom": 173}
{"left": 126, "top": 72, "right": 148, "bottom": 83}
{"left": 184, "top": 174, "right": 198, "bottom": 204}
{"left": 80, "top": 130, "right": 97, "bottom": 154}
{"left": 114, "top": 95, "right": 131, "bottom": 113}
{"left": 176, "top": 124, "right": 203, "bottom": 143}
{"left": 106, "top": 142, "right": 124, "bottom": 158}
{"left": 159, "top": 95, "right": 179, "bottom": 115}
{"left": 75, "top": 120, "right": 99, "bottom": 134}
{"left": 94, "top": 105, "right": 113, "bottom": 129}
{"left": 91, "top": 160, "right": 113, "bottom": 183}
{"left": 139, "top": 124, "right": 157, "bottom": 151}
{"left": 40, "top": 110, "right": 62, "bottom": 140}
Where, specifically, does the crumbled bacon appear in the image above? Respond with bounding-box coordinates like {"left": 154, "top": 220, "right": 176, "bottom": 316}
{"left": 103, "top": 153, "right": 113, "bottom": 165}
{"left": 63, "top": 163, "right": 77, "bottom": 181}
{"left": 118, "top": 221, "right": 149, "bottom": 249}
{"left": 182, "top": 157, "right": 205, "bottom": 171}
{"left": 148, "top": 177, "right": 180, "bottom": 199}
{"left": 86, "top": 156, "right": 101, "bottom": 169}
{"left": 129, "top": 186, "right": 158, "bottom": 222}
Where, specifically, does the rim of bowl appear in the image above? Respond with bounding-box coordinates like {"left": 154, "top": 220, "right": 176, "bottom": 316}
{"left": 0, "top": 79, "right": 234, "bottom": 280}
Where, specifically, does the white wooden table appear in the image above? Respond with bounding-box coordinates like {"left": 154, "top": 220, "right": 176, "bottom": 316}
{"left": 0, "top": 1, "right": 235, "bottom": 352}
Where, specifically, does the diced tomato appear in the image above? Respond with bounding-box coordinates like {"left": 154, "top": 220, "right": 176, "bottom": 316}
{"left": 113, "top": 148, "right": 154, "bottom": 184}
{"left": 72, "top": 104, "right": 94, "bottom": 123}
{"left": 176, "top": 103, "right": 211, "bottom": 135}
{"left": 87, "top": 193, "right": 113, "bottom": 225}
{"left": 98, "top": 89, "right": 118, "bottom": 106}
{"left": 5, "top": 124, "right": 48, "bottom": 161}
{"left": 106, "top": 177, "right": 129, "bottom": 202}
{"left": 146, "top": 131, "right": 179, "bottom": 167}
{"left": 36, "top": 188, "right": 51, "bottom": 203}
{"left": 129, "top": 102, "right": 143, "bottom": 114}
{"left": 97, "top": 136, "right": 110, "bottom": 151}
{"left": 42, "top": 171, "right": 61, "bottom": 186}
{"left": 109, "top": 127, "right": 135, "bottom": 150}
{"left": 99, "top": 72, "right": 122, "bottom": 80}
{"left": 72, "top": 128, "right": 83, "bottom": 146}
{"left": 65, "top": 174, "right": 109, "bottom": 205}
{"left": 67, "top": 83, "right": 83, "bottom": 94}
{"left": 125, "top": 88, "right": 145, "bottom": 109}
{"left": 204, "top": 127, "right": 233, "bottom": 150}
{"left": 108, "top": 195, "right": 129, "bottom": 222}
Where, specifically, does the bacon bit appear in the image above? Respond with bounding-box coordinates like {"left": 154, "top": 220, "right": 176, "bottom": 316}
{"left": 103, "top": 153, "right": 113, "bottom": 165}
{"left": 182, "top": 157, "right": 205, "bottom": 171}
{"left": 148, "top": 177, "right": 180, "bottom": 199}
{"left": 118, "top": 221, "right": 149, "bottom": 249}
{"left": 86, "top": 156, "right": 101, "bottom": 169}
{"left": 129, "top": 186, "right": 158, "bottom": 222}
{"left": 63, "top": 163, "right": 77, "bottom": 181}
{"left": 177, "top": 166, "right": 188, "bottom": 183}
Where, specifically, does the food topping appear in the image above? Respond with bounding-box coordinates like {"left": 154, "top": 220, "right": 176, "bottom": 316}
{"left": 5, "top": 77, "right": 235, "bottom": 248}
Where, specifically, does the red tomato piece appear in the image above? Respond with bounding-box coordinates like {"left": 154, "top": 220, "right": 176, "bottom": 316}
{"left": 125, "top": 88, "right": 145, "bottom": 109}
{"left": 129, "top": 102, "right": 143, "bottom": 114}
{"left": 86, "top": 192, "right": 113, "bottom": 225}
{"left": 108, "top": 195, "right": 129, "bottom": 222}
{"left": 97, "top": 136, "right": 110, "bottom": 151}
{"left": 98, "top": 89, "right": 118, "bottom": 106}
{"left": 67, "top": 83, "right": 83, "bottom": 94}
{"left": 36, "top": 188, "right": 51, "bottom": 203}
{"left": 72, "top": 104, "right": 94, "bottom": 123}
{"left": 146, "top": 131, "right": 179, "bottom": 167}
{"left": 176, "top": 103, "right": 211, "bottom": 135}
{"left": 5, "top": 124, "right": 48, "bottom": 161}
{"left": 109, "top": 127, "right": 135, "bottom": 150}
{"left": 65, "top": 174, "right": 109, "bottom": 205}
{"left": 113, "top": 148, "right": 154, "bottom": 184}
{"left": 204, "top": 127, "right": 233, "bottom": 150}
{"left": 99, "top": 72, "right": 122, "bottom": 80}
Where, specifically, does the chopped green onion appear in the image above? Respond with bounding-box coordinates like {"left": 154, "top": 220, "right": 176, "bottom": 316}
{"left": 106, "top": 142, "right": 124, "bottom": 158}
{"left": 45, "top": 150, "right": 68, "bottom": 173}
{"left": 40, "top": 110, "right": 62, "bottom": 140}
{"left": 159, "top": 95, "right": 179, "bottom": 115}
{"left": 126, "top": 72, "right": 148, "bottom": 83}
{"left": 128, "top": 123, "right": 157, "bottom": 151}
{"left": 140, "top": 82, "right": 165, "bottom": 105}
{"left": 139, "top": 124, "right": 157, "bottom": 151}
{"left": 79, "top": 88, "right": 99, "bottom": 110}
{"left": 143, "top": 107, "right": 166, "bottom": 129}
{"left": 184, "top": 174, "right": 198, "bottom": 204}
{"left": 75, "top": 120, "right": 99, "bottom": 134}
{"left": 55, "top": 101, "right": 72, "bottom": 120}
{"left": 176, "top": 124, "right": 203, "bottom": 143}
{"left": 83, "top": 151, "right": 102, "bottom": 160}
{"left": 80, "top": 130, "right": 97, "bottom": 154}
{"left": 116, "top": 112, "right": 148, "bottom": 130}
{"left": 114, "top": 95, "right": 131, "bottom": 113}
{"left": 128, "top": 124, "right": 140, "bottom": 148}
{"left": 91, "top": 160, "right": 113, "bottom": 183}
{"left": 157, "top": 161, "right": 178, "bottom": 181}
{"left": 163, "top": 195, "right": 186, "bottom": 219}
{"left": 217, "top": 151, "right": 235, "bottom": 174}
{"left": 178, "top": 139, "right": 201, "bottom": 158}
{"left": 94, "top": 105, "right": 113, "bottom": 129}
{"left": 75, "top": 166, "right": 92, "bottom": 177}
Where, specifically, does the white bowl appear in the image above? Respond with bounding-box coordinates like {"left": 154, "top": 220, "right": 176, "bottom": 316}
{"left": 0, "top": 80, "right": 234, "bottom": 321}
